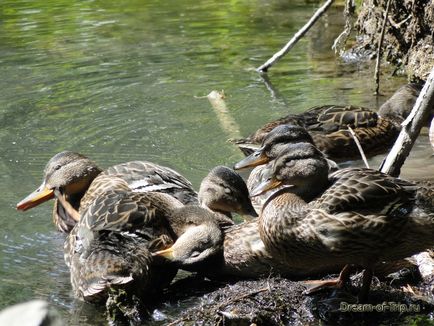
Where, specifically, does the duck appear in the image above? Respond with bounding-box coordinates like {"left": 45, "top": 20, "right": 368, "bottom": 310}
{"left": 233, "top": 83, "right": 426, "bottom": 162}
{"left": 234, "top": 124, "right": 338, "bottom": 212}
{"left": 154, "top": 204, "right": 417, "bottom": 281}
{"left": 62, "top": 172, "right": 227, "bottom": 323}
{"left": 16, "top": 151, "right": 256, "bottom": 233}
{"left": 154, "top": 211, "right": 300, "bottom": 279}
{"left": 250, "top": 142, "right": 434, "bottom": 299}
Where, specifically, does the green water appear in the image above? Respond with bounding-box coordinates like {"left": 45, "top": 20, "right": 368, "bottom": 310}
{"left": 0, "top": 0, "right": 433, "bottom": 324}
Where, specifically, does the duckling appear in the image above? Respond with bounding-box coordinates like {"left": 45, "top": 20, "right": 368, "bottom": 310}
{"left": 234, "top": 83, "right": 426, "bottom": 162}
{"left": 251, "top": 142, "right": 434, "bottom": 299}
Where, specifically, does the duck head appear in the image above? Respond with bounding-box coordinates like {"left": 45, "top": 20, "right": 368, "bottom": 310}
{"left": 234, "top": 124, "right": 314, "bottom": 170}
{"left": 199, "top": 165, "right": 257, "bottom": 219}
{"left": 250, "top": 142, "right": 329, "bottom": 201}
{"left": 153, "top": 206, "right": 223, "bottom": 268}
{"left": 16, "top": 151, "right": 102, "bottom": 211}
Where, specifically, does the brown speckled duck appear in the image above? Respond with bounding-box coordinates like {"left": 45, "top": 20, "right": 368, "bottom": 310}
{"left": 234, "top": 83, "right": 426, "bottom": 162}
{"left": 63, "top": 172, "right": 226, "bottom": 322}
{"left": 17, "top": 152, "right": 256, "bottom": 232}
{"left": 234, "top": 124, "right": 338, "bottom": 212}
{"left": 251, "top": 142, "right": 434, "bottom": 299}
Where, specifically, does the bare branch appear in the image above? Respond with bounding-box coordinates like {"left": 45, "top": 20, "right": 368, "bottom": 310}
{"left": 257, "top": 0, "right": 334, "bottom": 73}
{"left": 379, "top": 66, "right": 434, "bottom": 176}
{"left": 374, "top": 0, "right": 392, "bottom": 94}
{"left": 347, "top": 126, "right": 370, "bottom": 168}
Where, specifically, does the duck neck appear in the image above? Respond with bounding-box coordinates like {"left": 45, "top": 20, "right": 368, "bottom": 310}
{"left": 294, "top": 173, "right": 330, "bottom": 202}
{"left": 263, "top": 187, "right": 307, "bottom": 213}
{"left": 56, "top": 167, "right": 103, "bottom": 232}
{"left": 260, "top": 189, "right": 308, "bottom": 254}
{"left": 201, "top": 205, "right": 235, "bottom": 227}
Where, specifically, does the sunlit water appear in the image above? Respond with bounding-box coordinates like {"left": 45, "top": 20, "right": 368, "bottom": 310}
{"left": 0, "top": 0, "right": 433, "bottom": 324}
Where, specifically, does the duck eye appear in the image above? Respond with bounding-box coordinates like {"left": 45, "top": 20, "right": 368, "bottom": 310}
{"left": 190, "top": 251, "right": 200, "bottom": 258}
{"left": 54, "top": 164, "right": 62, "bottom": 171}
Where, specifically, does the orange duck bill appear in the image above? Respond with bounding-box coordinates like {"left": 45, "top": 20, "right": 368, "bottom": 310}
{"left": 152, "top": 246, "right": 174, "bottom": 260}
{"left": 233, "top": 149, "right": 269, "bottom": 170}
{"left": 250, "top": 177, "right": 283, "bottom": 197}
{"left": 16, "top": 182, "right": 54, "bottom": 211}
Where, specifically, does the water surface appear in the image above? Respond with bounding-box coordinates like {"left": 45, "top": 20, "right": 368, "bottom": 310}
{"left": 1, "top": 0, "right": 433, "bottom": 324}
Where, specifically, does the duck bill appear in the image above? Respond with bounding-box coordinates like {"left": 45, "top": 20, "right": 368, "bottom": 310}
{"left": 16, "top": 182, "right": 54, "bottom": 211}
{"left": 250, "top": 178, "right": 282, "bottom": 197}
{"left": 152, "top": 247, "right": 174, "bottom": 260}
{"left": 233, "top": 150, "right": 269, "bottom": 170}
{"left": 241, "top": 204, "right": 259, "bottom": 219}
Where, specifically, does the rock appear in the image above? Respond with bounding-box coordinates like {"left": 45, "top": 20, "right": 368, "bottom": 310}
{"left": 0, "top": 300, "right": 63, "bottom": 326}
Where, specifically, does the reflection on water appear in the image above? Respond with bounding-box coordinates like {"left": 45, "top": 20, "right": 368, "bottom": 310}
{"left": 0, "top": 0, "right": 433, "bottom": 324}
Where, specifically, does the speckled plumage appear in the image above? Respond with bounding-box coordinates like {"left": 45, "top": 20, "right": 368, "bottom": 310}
{"left": 233, "top": 84, "right": 424, "bottom": 161}
{"left": 254, "top": 143, "right": 434, "bottom": 294}
{"left": 64, "top": 175, "right": 182, "bottom": 301}
{"left": 17, "top": 151, "right": 198, "bottom": 233}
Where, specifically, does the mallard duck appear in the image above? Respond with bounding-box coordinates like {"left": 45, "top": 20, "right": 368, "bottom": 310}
{"left": 234, "top": 125, "right": 338, "bottom": 212}
{"left": 233, "top": 83, "right": 425, "bottom": 162}
{"left": 154, "top": 211, "right": 299, "bottom": 278}
{"left": 63, "top": 172, "right": 227, "bottom": 322}
{"left": 16, "top": 152, "right": 196, "bottom": 233}
{"left": 16, "top": 152, "right": 256, "bottom": 232}
{"left": 198, "top": 165, "right": 257, "bottom": 220}
{"left": 251, "top": 142, "right": 434, "bottom": 299}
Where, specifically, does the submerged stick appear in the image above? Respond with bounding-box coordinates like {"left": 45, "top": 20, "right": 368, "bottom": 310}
{"left": 257, "top": 0, "right": 334, "bottom": 73}
{"left": 347, "top": 126, "right": 370, "bottom": 168}
{"left": 207, "top": 90, "right": 242, "bottom": 140}
{"left": 380, "top": 66, "right": 434, "bottom": 177}
{"left": 374, "top": 0, "right": 392, "bottom": 94}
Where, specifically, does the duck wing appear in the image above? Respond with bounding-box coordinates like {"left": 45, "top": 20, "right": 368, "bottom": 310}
{"left": 314, "top": 168, "right": 417, "bottom": 216}
{"left": 306, "top": 105, "right": 378, "bottom": 132}
{"left": 103, "top": 161, "right": 198, "bottom": 205}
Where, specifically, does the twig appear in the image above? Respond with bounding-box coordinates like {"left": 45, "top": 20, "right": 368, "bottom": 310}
{"left": 388, "top": 14, "right": 411, "bottom": 29}
{"left": 215, "top": 287, "right": 268, "bottom": 310}
{"left": 347, "top": 126, "right": 370, "bottom": 168}
{"left": 374, "top": 0, "right": 392, "bottom": 94}
{"left": 166, "top": 316, "right": 188, "bottom": 326}
{"left": 380, "top": 66, "right": 434, "bottom": 176}
{"left": 257, "top": 0, "right": 334, "bottom": 73}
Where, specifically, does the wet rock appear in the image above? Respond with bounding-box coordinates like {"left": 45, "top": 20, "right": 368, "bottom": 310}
{"left": 0, "top": 300, "right": 63, "bottom": 326}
